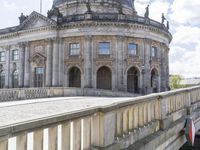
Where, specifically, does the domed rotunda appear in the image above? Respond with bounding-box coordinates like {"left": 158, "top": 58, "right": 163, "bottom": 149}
{"left": 0, "top": 0, "right": 172, "bottom": 94}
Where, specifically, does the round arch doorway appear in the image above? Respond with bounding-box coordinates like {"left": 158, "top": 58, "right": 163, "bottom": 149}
{"left": 151, "top": 68, "right": 159, "bottom": 93}
{"left": 127, "top": 66, "right": 140, "bottom": 93}
{"left": 69, "top": 67, "right": 81, "bottom": 88}
{"left": 97, "top": 66, "right": 112, "bottom": 90}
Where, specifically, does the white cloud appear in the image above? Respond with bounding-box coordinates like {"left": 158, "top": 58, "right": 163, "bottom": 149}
{"left": 170, "top": 0, "right": 200, "bottom": 26}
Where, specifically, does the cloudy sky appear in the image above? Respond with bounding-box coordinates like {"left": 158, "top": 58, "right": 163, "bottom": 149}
{"left": 0, "top": 0, "right": 199, "bottom": 78}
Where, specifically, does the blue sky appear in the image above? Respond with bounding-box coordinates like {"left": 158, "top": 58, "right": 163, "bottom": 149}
{"left": 0, "top": 0, "right": 199, "bottom": 78}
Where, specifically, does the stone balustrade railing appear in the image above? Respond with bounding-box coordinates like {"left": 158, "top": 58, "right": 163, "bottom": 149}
{"left": 0, "top": 87, "right": 138, "bottom": 102}
{"left": 0, "top": 86, "right": 200, "bottom": 150}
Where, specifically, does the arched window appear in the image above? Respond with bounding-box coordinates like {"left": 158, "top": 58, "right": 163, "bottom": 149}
{"left": 151, "top": 69, "right": 159, "bottom": 93}
{"left": 97, "top": 66, "right": 112, "bottom": 90}
{"left": 127, "top": 67, "right": 140, "bottom": 93}
{"left": 12, "top": 70, "right": 19, "bottom": 88}
{"left": 0, "top": 71, "right": 5, "bottom": 88}
{"left": 69, "top": 67, "right": 81, "bottom": 88}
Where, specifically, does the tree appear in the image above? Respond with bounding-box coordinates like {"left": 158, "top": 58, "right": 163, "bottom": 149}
{"left": 170, "top": 75, "right": 186, "bottom": 90}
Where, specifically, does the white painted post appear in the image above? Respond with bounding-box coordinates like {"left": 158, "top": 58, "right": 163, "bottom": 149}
{"left": 48, "top": 126, "right": 58, "bottom": 150}
{"left": 0, "top": 140, "right": 8, "bottom": 150}
{"left": 83, "top": 117, "right": 91, "bottom": 149}
{"left": 33, "top": 129, "right": 43, "bottom": 150}
{"left": 73, "top": 119, "right": 81, "bottom": 150}
{"left": 61, "top": 122, "right": 70, "bottom": 150}
{"left": 16, "top": 134, "right": 27, "bottom": 150}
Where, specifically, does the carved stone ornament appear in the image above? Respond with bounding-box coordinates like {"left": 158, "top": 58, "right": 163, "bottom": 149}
{"left": 30, "top": 53, "right": 46, "bottom": 66}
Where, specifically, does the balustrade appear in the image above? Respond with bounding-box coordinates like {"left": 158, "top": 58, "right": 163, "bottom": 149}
{"left": 0, "top": 86, "right": 200, "bottom": 150}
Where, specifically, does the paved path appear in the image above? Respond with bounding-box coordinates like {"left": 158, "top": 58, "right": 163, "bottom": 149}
{"left": 0, "top": 96, "right": 134, "bottom": 127}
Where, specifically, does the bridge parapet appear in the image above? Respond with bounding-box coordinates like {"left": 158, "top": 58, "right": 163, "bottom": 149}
{"left": 0, "top": 86, "right": 200, "bottom": 150}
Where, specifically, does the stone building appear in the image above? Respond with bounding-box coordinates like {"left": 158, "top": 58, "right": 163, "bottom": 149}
{"left": 0, "top": 0, "right": 172, "bottom": 94}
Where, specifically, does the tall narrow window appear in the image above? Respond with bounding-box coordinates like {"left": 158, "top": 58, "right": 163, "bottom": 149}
{"left": 35, "top": 67, "right": 44, "bottom": 87}
{"left": 12, "top": 49, "right": 19, "bottom": 61}
{"left": 12, "top": 70, "right": 19, "bottom": 88}
{"left": 69, "top": 43, "right": 80, "bottom": 56}
{"left": 98, "top": 42, "right": 110, "bottom": 55}
{"left": 128, "top": 43, "right": 138, "bottom": 56}
{"left": 0, "top": 71, "right": 5, "bottom": 88}
{"left": 0, "top": 52, "right": 5, "bottom": 62}
{"left": 151, "top": 46, "right": 157, "bottom": 58}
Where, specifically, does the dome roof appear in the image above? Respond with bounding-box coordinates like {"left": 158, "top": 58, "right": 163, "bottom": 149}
{"left": 53, "top": 0, "right": 133, "bottom": 8}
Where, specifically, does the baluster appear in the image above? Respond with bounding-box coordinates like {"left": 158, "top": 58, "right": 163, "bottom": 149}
{"left": 147, "top": 103, "right": 151, "bottom": 122}
{"left": 33, "top": 129, "right": 43, "bottom": 150}
{"left": 61, "top": 122, "right": 70, "bottom": 150}
{"left": 116, "top": 109, "right": 123, "bottom": 137}
{"left": 123, "top": 108, "right": 129, "bottom": 134}
{"left": 0, "top": 140, "right": 8, "bottom": 150}
{"left": 48, "top": 125, "right": 58, "bottom": 150}
{"left": 128, "top": 107, "right": 134, "bottom": 131}
{"left": 143, "top": 104, "right": 147, "bottom": 124}
{"left": 73, "top": 119, "right": 81, "bottom": 150}
{"left": 83, "top": 117, "right": 91, "bottom": 150}
{"left": 139, "top": 104, "right": 144, "bottom": 127}
{"left": 133, "top": 106, "right": 138, "bottom": 129}
{"left": 16, "top": 134, "right": 27, "bottom": 150}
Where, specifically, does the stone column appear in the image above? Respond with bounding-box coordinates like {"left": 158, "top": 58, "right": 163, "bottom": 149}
{"left": 24, "top": 42, "right": 30, "bottom": 87}
{"left": 116, "top": 36, "right": 124, "bottom": 91}
{"left": 160, "top": 44, "right": 166, "bottom": 92}
{"left": 84, "top": 35, "right": 92, "bottom": 88}
{"left": 5, "top": 46, "right": 10, "bottom": 88}
{"left": 52, "top": 38, "right": 59, "bottom": 86}
{"left": 59, "top": 38, "right": 64, "bottom": 87}
{"left": 143, "top": 39, "right": 151, "bottom": 94}
{"left": 166, "top": 48, "right": 170, "bottom": 90}
{"left": 45, "top": 39, "right": 53, "bottom": 87}
{"left": 19, "top": 43, "right": 25, "bottom": 88}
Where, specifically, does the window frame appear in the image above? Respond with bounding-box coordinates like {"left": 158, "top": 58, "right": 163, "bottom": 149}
{"left": 34, "top": 67, "right": 44, "bottom": 87}
{"left": 12, "top": 70, "right": 19, "bottom": 88}
{"left": 151, "top": 46, "right": 157, "bottom": 58}
{"left": 0, "top": 51, "right": 5, "bottom": 62}
{"left": 128, "top": 43, "right": 139, "bottom": 56}
{"left": 69, "top": 43, "right": 80, "bottom": 56}
{"left": 0, "top": 71, "right": 5, "bottom": 88}
{"left": 98, "top": 42, "right": 110, "bottom": 55}
{"left": 12, "top": 49, "right": 19, "bottom": 61}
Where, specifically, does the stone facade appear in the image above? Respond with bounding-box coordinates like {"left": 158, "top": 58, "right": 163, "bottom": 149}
{"left": 0, "top": 0, "right": 172, "bottom": 94}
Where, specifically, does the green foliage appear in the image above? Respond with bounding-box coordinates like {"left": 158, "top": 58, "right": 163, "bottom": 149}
{"left": 170, "top": 75, "right": 186, "bottom": 90}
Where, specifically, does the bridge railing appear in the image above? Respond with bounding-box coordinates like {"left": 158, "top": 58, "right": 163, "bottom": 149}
{"left": 0, "top": 86, "right": 200, "bottom": 149}
{"left": 0, "top": 87, "right": 138, "bottom": 102}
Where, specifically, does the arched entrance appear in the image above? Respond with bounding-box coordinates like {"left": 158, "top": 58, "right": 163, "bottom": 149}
{"left": 127, "top": 67, "right": 140, "bottom": 93}
{"left": 69, "top": 67, "right": 81, "bottom": 88}
{"left": 151, "top": 68, "right": 159, "bottom": 93}
{"left": 97, "top": 66, "right": 112, "bottom": 90}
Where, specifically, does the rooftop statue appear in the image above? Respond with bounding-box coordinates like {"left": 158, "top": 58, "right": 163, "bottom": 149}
{"left": 144, "top": 5, "right": 149, "bottom": 18}
{"left": 19, "top": 13, "right": 28, "bottom": 24}
{"left": 85, "top": 1, "right": 92, "bottom": 14}
{"left": 162, "top": 13, "right": 166, "bottom": 24}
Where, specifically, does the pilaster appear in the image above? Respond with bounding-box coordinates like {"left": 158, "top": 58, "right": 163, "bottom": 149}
{"left": 52, "top": 38, "right": 59, "bottom": 86}
{"left": 19, "top": 43, "right": 25, "bottom": 88}
{"left": 5, "top": 45, "right": 10, "bottom": 88}
{"left": 84, "top": 35, "right": 92, "bottom": 88}
{"left": 45, "top": 39, "right": 53, "bottom": 87}
{"left": 24, "top": 42, "right": 30, "bottom": 87}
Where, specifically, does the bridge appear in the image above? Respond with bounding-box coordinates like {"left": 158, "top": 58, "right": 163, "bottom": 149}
{"left": 0, "top": 86, "right": 200, "bottom": 150}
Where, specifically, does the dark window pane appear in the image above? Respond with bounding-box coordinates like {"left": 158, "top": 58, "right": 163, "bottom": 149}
{"left": 12, "top": 70, "right": 19, "bottom": 88}
{"left": 35, "top": 67, "right": 44, "bottom": 87}
{"left": 0, "top": 71, "right": 5, "bottom": 88}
